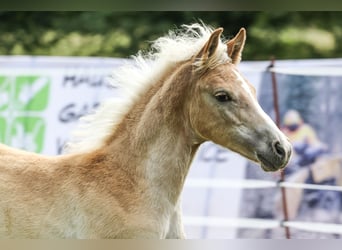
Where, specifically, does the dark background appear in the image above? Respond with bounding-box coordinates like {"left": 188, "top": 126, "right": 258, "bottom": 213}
{"left": 0, "top": 12, "right": 341, "bottom": 60}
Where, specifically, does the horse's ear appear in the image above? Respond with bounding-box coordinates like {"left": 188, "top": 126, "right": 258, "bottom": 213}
{"left": 195, "top": 28, "right": 223, "bottom": 62}
{"left": 226, "top": 28, "right": 246, "bottom": 65}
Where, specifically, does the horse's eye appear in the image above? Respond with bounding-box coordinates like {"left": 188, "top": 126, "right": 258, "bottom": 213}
{"left": 214, "top": 91, "right": 232, "bottom": 102}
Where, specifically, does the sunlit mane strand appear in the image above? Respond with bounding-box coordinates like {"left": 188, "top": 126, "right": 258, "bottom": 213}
{"left": 63, "top": 23, "right": 230, "bottom": 154}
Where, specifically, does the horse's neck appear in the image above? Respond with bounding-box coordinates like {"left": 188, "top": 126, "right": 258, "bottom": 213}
{"left": 105, "top": 62, "right": 200, "bottom": 205}
{"left": 139, "top": 124, "right": 199, "bottom": 204}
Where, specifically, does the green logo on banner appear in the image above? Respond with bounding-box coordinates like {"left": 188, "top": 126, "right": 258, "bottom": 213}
{"left": 0, "top": 76, "right": 11, "bottom": 111}
{"left": 10, "top": 117, "right": 45, "bottom": 153}
{"left": 0, "top": 117, "right": 6, "bottom": 142}
{"left": 14, "top": 76, "right": 50, "bottom": 111}
{"left": 0, "top": 75, "right": 50, "bottom": 153}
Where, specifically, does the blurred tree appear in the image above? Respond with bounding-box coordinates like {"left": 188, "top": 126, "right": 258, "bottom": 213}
{"left": 0, "top": 11, "right": 341, "bottom": 59}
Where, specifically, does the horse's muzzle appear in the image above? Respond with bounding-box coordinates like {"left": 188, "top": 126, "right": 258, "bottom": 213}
{"left": 257, "top": 141, "right": 292, "bottom": 172}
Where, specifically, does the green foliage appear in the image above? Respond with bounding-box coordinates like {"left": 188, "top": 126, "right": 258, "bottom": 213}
{"left": 0, "top": 12, "right": 341, "bottom": 60}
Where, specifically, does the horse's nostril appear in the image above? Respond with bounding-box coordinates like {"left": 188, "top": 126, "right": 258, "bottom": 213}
{"left": 273, "top": 141, "right": 285, "bottom": 158}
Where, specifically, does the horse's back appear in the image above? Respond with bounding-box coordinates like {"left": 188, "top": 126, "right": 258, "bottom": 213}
{"left": 0, "top": 143, "right": 140, "bottom": 238}
{"left": 0, "top": 143, "right": 56, "bottom": 182}
{"left": 0, "top": 143, "right": 68, "bottom": 238}
{"left": 0, "top": 142, "right": 50, "bottom": 163}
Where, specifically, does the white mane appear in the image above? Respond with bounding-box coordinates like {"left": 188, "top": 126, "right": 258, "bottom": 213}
{"left": 64, "top": 23, "right": 229, "bottom": 154}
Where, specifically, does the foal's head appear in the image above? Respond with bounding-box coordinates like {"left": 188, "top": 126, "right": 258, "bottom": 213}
{"left": 188, "top": 28, "right": 291, "bottom": 171}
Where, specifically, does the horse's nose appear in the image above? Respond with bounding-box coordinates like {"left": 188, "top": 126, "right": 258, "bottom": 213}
{"left": 257, "top": 139, "right": 292, "bottom": 172}
{"left": 272, "top": 140, "right": 292, "bottom": 169}
{"left": 272, "top": 141, "right": 286, "bottom": 159}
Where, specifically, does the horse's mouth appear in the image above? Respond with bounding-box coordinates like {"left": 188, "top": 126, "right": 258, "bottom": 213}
{"left": 257, "top": 153, "right": 285, "bottom": 172}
